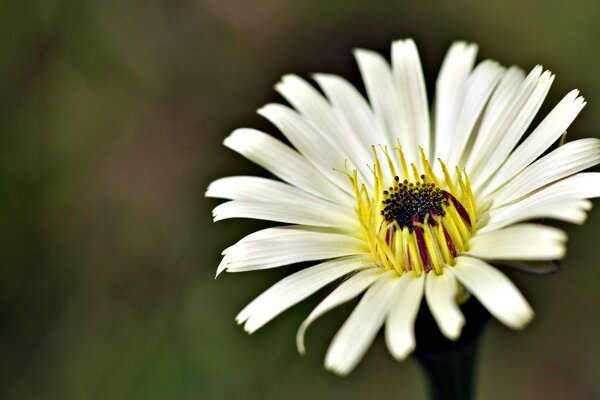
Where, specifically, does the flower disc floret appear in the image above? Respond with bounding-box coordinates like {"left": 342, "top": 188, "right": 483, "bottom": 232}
{"left": 345, "top": 146, "right": 476, "bottom": 276}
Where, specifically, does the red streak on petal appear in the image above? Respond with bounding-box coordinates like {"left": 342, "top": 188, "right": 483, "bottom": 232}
{"left": 412, "top": 215, "right": 431, "bottom": 273}
{"left": 385, "top": 228, "right": 393, "bottom": 247}
{"left": 442, "top": 191, "right": 471, "bottom": 228}
{"left": 443, "top": 227, "right": 458, "bottom": 257}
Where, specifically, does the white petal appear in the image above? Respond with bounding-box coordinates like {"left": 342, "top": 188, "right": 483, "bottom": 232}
{"left": 354, "top": 49, "right": 411, "bottom": 160}
{"left": 486, "top": 138, "right": 600, "bottom": 207}
{"left": 313, "top": 73, "right": 388, "bottom": 156}
{"left": 483, "top": 90, "right": 586, "bottom": 193}
{"left": 325, "top": 271, "right": 399, "bottom": 376}
{"left": 529, "top": 172, "right": 600, "bottom": 199}
{"left": 219, "top": 227, "right": 368, "bottom": 274}
{"left": 466, "top": 224, "right": 566, "bottom": 260}
{"left": 206, "top": 176, "right": 344, "bottom": 208}
{"left": 480, "top": 173, "right": 600, "bottom": 232}
{"left": 445, "top": 60, "right": 505, "bottom": 168}
{"left": 385, "top": 272, "right": 425, "bottom": 360}
{"left": 463, "top": 66, "right": 525, "bottom": 168}
{"left": 434, "top": 41, "right": 478, "bottom": 161}
{"left": 469, "top": 67, "right": 555, "bottom": 189}
{"left": 392, "top": 39, "right": 431, "bottom": 156}
{"left": 258, "top": 104, "right": 350, "bottom": 190}
{"left": 224, "top": 128, "right": 352, "bottom": 204}
{"left": 236, "top": 255, "right": 374, "bottom": 334}
{"left": 275, "top": 75, "right": 332, "bottom": 125}
{"left": 296, "top": 268, "right": 383, "bottom": 354}
{"left": 212, "top": 200, "right": 357, "bottom": 228}
{"left": 425, "top": 271, "right": 465, "bottom": 340}
{"left": 276, "top": 75, "right": 373, "bottom": 181}
{"left": 450, "top": 256, "right": 534, "bottom": 329}
{"left": 481, "top": 199, "right": 592, "bottom": 233}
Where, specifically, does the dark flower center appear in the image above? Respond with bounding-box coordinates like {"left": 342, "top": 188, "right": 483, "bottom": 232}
{"left": 380, "top": 175, "right": 449, "bottom": 232}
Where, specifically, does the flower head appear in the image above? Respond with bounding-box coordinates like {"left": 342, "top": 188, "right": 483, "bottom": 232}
{"left": 207, "top": 39, "right": 600, "bottom": 375}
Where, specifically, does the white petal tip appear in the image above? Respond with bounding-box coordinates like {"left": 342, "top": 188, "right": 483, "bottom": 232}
{"left": 390, "top": 344, "right": 415, "bottom": 361}
{"left": 324, "top": 348, "right": 354, "bottom": 377}
{"left": 507, "top": 309, "right": 535, "bottom": 330}
{"left": 215, "top": 264, "right": 227, "bottom": 278}
{"left": 311, "top": 72, "right": 332, "bottom": 82}
{"left": 391, "top": 37, "right": 415, "bottom": 46}
{"left": 255, "top": 105, "right": 269, "bottom": 116}
{"left": 441, "top": 320, "right": 465, "bottom": 341}
{"left": 324, "top": 363, "right": 351, "bottom": 377}
{"left": 352, "top": 48, "right": 375, "bottom": 59}
{"left": 296, "top": 344, "right": 306, "bottom": 356}
{"left": 236, "top": 317, "right": 259, "bottom": 334}
{"left": 223, "top": 128, "right": 244, "bottom": 143}
{"left": 256, "top": 103, "right": 282, "bottom": 119}
{"left": 296, "top": 327, "right": 307, "bottom": 355}
{"left": 448, "top": 41, "right": 479, "bottom": 53}
{"left": 280, "top": 73, "right": 299, "bottom": 83}
{"left": 235, "top": 308, "right": 250, "bottom": 324}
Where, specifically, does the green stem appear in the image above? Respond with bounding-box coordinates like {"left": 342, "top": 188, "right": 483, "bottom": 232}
{"left": 417, "top": 339, "right": 480, "bottom": 400}
{"left": 413, "top": 297, "right": 488, "bottom": 400}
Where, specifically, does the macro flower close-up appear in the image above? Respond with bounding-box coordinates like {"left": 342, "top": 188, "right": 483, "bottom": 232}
{"left": 208, "top": 38, "right": 600, "bottom": 376}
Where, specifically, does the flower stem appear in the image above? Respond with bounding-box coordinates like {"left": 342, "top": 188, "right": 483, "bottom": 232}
{"left": 417, "top": 339, "right": 480, "bottom": 400}
{"left": 414, "top": 297, "right": 489, "bottom": 400}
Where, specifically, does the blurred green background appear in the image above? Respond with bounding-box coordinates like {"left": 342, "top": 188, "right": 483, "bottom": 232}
{"left": 1, "top": 0, "right": 599, "bottom": 399}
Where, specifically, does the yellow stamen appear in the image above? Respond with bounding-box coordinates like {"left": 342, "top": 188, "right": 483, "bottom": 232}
{"left": 439, "top": 158, "right": 458, "bottom": 197}
{"left": 395, "top": 142, "right": 410, "bottom": 179}
{"left": 423, "top": 221, "right": 444, "bottom": 275}
{"left": 436, "top": 219, "right": 453, "bottom": 263}
{"left": 380, "top": 145, "right": 397, "bottom": 178}
{"left": 342, "top": 146, "right": 477, "bottom": 277}
{"left": 420, "top": 147, "right": 442, "bottom": 188}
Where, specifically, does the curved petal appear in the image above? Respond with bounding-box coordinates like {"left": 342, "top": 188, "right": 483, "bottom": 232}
{"left": 275, "top": 74, "right": 373, "bottom": 181}
{"left": 224, "top": 128, "right": 352, "bottom": 204}
{"left": 463, "top": 66, "right": 525, "bottom": 170}
{"left": 236, "top": 255, "right": 374, "bottom": 334}
{"left": 481, "top": 199, "right": 592, "bottom": 233}
{"left": 313, "top": 73, "right": 388, "bottom": 156}
{"left": 480, "top": 173, "right": 600, "bottom": 232}
{"left": 258, "top": 104, "right": 350, "bottom": 190}
{"left": 466, "top": 224, "right": 566, "bottom": 260}
{"left": 434, "top": 41, "right": 478, "bottom": 161}
{"left": 206, "top": 176, "right": 345, "bottom": 208}
{"left": 296, "top": 268, "right": 383, "bottom": 354}
{"left": 212, "top": 200, "right": 357, "bottom": 228}
{"left": 445, "top": 60, "right": 505, "bottom": 168}
{"left": 425, "top": 271, "right": 465, "bottom": 340}
{"left": 450, "top": 256, "right": 534, "bottom": 329}
{"left": 392, "top": 39, "right": 431, "bottom": 156}
{"left": 469, "top": 67, "right": 554, "bottom": 189}
{"left": 325, "top": 271, "right": 399, "bottom": 376}
{"left": 384, "top": 272, "right": 425, "bottom": 360}
{"left": 354, "top": 49, "right": 407, "bottom": 159}
{"left": 482, "top": 90, "right": 586, "bottom": 193}
{"left": 219, "top": 227, "right": 368, "bottom": 274}
{"left": 485, "top": 138, "right": 600, "bottom": 207}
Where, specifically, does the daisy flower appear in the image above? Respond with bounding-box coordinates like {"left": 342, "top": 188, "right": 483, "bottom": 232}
{"left": 207, "top": 39, "right": 600, "bottom": 376}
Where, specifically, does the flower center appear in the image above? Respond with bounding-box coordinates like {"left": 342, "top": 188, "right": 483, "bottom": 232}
{"left": 343, "top": 146, "right": 476, "bottom": 276}
{"left": 381, "top": 176, "right": 448, "bottom": 232}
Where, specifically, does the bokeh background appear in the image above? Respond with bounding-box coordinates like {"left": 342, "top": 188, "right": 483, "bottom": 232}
{"left": 1, "top": 0, "right": 599, "bottom": 399}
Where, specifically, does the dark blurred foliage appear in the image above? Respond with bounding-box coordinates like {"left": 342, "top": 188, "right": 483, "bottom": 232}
{"left": 0, "top": 0, "right": 599, "bottom": 399}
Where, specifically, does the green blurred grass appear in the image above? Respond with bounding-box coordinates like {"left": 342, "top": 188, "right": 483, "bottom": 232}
{"left": 0, "top": 0, "right": 599, "bottom": 399}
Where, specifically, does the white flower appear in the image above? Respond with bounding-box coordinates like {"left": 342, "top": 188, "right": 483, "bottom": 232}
{"left": 207, "top": 39, "right": 600, "bottom": 376}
